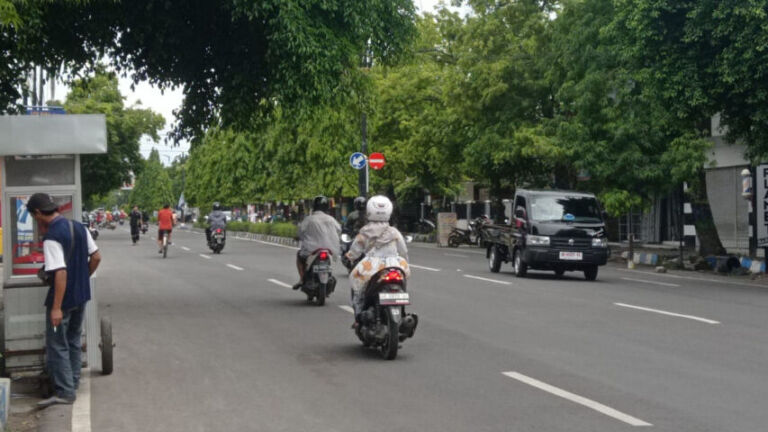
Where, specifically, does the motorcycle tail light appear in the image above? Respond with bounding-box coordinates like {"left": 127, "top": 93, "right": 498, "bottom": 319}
{"left": 319, "top": 251, "right": 329, "bottom": 261}
{"left": 216, "top": 229, "right": 222, "bottom": 233}
{"left": 380, "top": 270, "right": 403, "bottom": 283}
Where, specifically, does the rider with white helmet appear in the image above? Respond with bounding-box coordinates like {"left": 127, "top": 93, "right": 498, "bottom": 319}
{"left": 345, "top": 195, "right": 410, "bottom": 323}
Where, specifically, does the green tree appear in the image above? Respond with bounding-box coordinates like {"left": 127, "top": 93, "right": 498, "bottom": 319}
{"left": 64, "top": 69, "right": 165, "bottom": 205}
{"left": 2, "top": 0, "right": 415, "bottom": 141}
{"left": 130, "top": 150, "right": 174, "bottom": 211}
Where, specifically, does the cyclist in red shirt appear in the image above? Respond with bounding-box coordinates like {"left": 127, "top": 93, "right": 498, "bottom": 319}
{"left": 157, "top": 204, "right": 175, "bottom": 253}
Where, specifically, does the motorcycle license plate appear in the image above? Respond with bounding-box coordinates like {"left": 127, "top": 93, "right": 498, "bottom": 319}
{"left": 314, "top": 264, "right": 331, "bottom": 272}
{"left": 379, "top": 292, "right": 410, "bottom": 306}
{"left": 559, "top": 251, "right": 583, "bottom": 261}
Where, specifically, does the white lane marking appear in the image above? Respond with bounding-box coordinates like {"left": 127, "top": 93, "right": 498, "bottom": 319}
{"left": 616, "top": 268, "right": 764, "bottom": 288}
{"left": 614, "top": 302, "right": 720, "bottom": 324}
{"left": 181, "top": 246, "right": 190, "bottom": 251}
{"left": 72, "top": 368, "right": 91, "bottom": 432}
{"left": 444, "top": 253, "right": 469, "bottom": 258}
{"left": 621, "top": 277, "right": 680, "bottom": 287}
{"left": 464, "top": 274, "right": 511, "bottom": 285}
{"left": 410, "top": 264, "right": 440, "bottom": 272}
{"left": 199, "top": 254, "right": 211, "bottom": 260}
{"left": 502, "top": 372, "right": 652, "bottom": 427}
{"left": 268, "top": 279, "right": 293, "bottom": 289}
{"left": 231, "top": 236, "right": 300, "bottom": 250}
{"left": 339, "top": 305, "right": 354, "bottom": 314}
{"left": 227, "top": 264, "right": 244, "bottom": 271}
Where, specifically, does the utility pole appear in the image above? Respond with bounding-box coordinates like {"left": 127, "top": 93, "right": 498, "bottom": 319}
{"left": 358, "top": 41, "right": 372, "bottom": 198}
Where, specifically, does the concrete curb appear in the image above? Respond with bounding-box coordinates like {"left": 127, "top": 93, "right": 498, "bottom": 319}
{"left": 620, "top": 251, "right": 660, "bottom": 266}
{"left": 231, "top": 231, "right": 299, "bottom": 247}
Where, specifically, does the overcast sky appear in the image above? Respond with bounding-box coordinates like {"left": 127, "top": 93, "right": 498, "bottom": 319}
{"left": 55, "top": 0, "right": 464, "bottom": 164}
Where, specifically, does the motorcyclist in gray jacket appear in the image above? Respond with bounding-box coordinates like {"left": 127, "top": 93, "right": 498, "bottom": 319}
{"left": 206, "top": 202, "right": 228, "bottom": 243}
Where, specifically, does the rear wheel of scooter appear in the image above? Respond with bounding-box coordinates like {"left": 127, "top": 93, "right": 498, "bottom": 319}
{"left": 448, "top": 234, "right": 461, "bottom": 248}
{"left": 381, "top": 308, "right": 399, "bottom": 360}
{"left": 316, "top": 283, "right": 326, "bottom": 306}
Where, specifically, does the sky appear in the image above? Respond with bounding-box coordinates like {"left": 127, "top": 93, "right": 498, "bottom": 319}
{"left": 53, "top": 0, "right": 465, "bottom": 165}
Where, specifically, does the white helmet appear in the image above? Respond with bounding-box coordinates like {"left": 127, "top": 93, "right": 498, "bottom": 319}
{"left": 366, "top": 195, "right": 393, "bottom": 222}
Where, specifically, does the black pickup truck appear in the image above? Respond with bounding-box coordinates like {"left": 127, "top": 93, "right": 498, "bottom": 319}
{"left": 482, "top": 189, "right": 609, "bottom": 281}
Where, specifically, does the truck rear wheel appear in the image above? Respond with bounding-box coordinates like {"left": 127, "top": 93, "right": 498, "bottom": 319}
{"left": 489, "top": 247, "right": 502, "bottom": 273}
{"left": 512, "top": 249, "right": 527, "bottom": 277}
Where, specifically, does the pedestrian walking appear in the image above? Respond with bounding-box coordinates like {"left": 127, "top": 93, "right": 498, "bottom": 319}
{"left": 26, "top": 193, "right": 102, "bottom": 408}
{"left": 129, "top": 205, "right": 142, "bottom": 244}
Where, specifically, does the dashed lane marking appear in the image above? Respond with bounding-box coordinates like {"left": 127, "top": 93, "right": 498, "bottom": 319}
{"left": 614, "top": 302, "right": 720, "bottom": 325}
{"left": 502, "top": 371, "right": 652, "bottom": 427}
{"left": 410, "top": 264, "right": 440, "bottom": 272}
{"left": 621, "top": 277, "right": 680, "bottom": 287}
{"left": 268, "top": 279, "right": 293, "bottom": 288}
{"left": 464, "top": 274, "right": 511, "bottom": 285}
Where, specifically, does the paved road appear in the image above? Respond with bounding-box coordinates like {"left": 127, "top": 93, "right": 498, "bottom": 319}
{"left": 86, "top": 227, "right": 768, "bottom": 432}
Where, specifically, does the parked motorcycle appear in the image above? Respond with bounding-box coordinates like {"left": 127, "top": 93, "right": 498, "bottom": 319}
{"left": 208, "top": 228, "right": 226, "bottom": 254}
{"left": 448, "top": 216, "right": 490, "bottom": 248}
{"left": 354, "top": 266, "right": 418, "bottom": 360}
{"left": 299, "top": 249, "right": 336, "bottom": 306}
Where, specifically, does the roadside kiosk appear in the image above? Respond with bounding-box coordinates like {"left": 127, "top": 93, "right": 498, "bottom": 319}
{"left": 0, "top": 114, "right": 113, "bottom": 382}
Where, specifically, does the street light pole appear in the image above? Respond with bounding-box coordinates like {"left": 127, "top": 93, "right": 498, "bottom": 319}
{"left": 358, "top": 41, "right": 372, "bottom": 198}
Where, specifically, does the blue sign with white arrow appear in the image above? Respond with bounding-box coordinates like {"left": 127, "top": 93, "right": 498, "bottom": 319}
{"left": 349, "top": 152, "right": 367, "bottom": 170}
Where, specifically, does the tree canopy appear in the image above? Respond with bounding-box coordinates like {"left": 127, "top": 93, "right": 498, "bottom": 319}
{"left": 1, "top": 0, "right": 416, "bottom": 140}
{"left": 64, "top": 69, "right": 165, "bottom": 204}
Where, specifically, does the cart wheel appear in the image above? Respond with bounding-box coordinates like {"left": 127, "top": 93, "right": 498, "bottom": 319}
{"left": 100, "top": 317, "right": 114, "bottom": 375}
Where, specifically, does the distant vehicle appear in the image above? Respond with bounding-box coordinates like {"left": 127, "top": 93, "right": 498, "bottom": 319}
{"left": 483, "top": 189, "right": 609, "bottom": 281}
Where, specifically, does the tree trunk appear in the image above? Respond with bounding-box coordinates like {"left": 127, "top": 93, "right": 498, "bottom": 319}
{"left": 691, "top": 169, "right": 726, "bottom": 256}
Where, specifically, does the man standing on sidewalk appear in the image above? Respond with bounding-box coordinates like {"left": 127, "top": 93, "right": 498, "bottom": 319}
{"left": 26, "top": 193, "right": 102, "bottom": 408}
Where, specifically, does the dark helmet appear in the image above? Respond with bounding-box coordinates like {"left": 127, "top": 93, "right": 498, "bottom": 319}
{"left": 353, "top": 196, "right": 367, "bottom": 211}
{"left": 213, "top": 202, "right": 221, "bottom": 211}
{"left": 312, "top": 195, "right": 329, "bottom": 212}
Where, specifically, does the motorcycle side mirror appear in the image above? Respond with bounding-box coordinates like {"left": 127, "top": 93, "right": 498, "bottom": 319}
{"left": 341, "top": 233, "right": 352, "bottom": 243}
{"left": 405, "top": 235, "right": 414, "bottom": 243}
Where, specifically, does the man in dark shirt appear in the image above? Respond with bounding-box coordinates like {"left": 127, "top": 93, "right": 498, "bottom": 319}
{"left": 26, "top": 193, "right": 101, "bottom": 407}
{"left": 129, "top": 205, "right": 143, "bottom": 244}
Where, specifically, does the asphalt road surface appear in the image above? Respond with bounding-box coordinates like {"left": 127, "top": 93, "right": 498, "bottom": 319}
{"left": 86, "top": 226, "right": 768, "bottom": 432}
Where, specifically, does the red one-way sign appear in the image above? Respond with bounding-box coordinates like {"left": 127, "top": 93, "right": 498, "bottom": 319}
{"left": 369, "top": 152, "right": 386, "bottom": 170}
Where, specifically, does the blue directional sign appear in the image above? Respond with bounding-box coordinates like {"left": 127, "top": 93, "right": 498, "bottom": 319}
{"left": 349, "top": 152, "right": 367, "bottom": 170}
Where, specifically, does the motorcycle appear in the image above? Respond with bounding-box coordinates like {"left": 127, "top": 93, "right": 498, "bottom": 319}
{"left": 141, "top": 222, "right": 148, "bottom": 235}
{"left": 355, "top": 266, "right": 418, "bottom": 360}
{"left": 208, "top": 228, "right": 226, "bottom": 254}
{"left": 88, "top": 222, "right": 99, "bottom": 241}
{"left": 299, "top": 249, "right": 336, "bottom": 306}
{"left": 340, "top": 233, "right": 361, "bottom": 273}
{"left": 447, "top": 216, "right": 490, "bottom": 248}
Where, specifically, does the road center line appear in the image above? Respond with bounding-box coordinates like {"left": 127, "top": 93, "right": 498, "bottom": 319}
{"left": 502, "top": 371, "right": 652, "bottom": 427}
{"left": 199, "top": 254, "right": 211, "bottom": 260}
{"left": 444, "top": 253, "right": 469, "bottom": 258}
{"left": 614, "top": 302, "right": 720, "bottom": 324}
{"left": 181, "top": 246, "right": 190, "bottom": 251}
{"left": 227, "top": 264, "right": 244, "bottom": 271}
{"left": 338, "top": 305, "right": 354, "bottom": 314}
{"left": 621, "top": 277, "right": 680, "bottom": 287}
{"left": 71, "top": 368, "right": 91, "bottom": 432}
{"left": 410, "top": 264, "right": 440, "bottom": 272}
{"left": 464, "top": 274, "right": 511, "bottom": 285}
{"left": 268, "top": 279, "right": 293, "bottom": 289}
